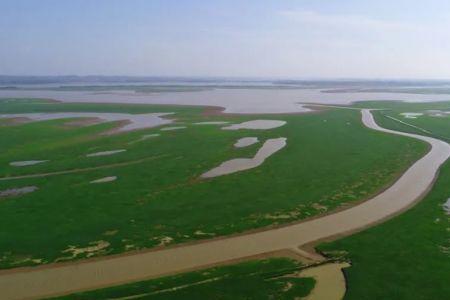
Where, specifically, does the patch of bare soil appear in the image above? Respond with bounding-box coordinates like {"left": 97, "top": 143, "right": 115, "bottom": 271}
{"left": 56, "top": 241, "right": 110, "bottom": 262}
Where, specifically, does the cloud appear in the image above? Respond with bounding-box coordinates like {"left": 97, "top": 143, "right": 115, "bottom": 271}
{"left": 279, "top": 9, "right": 419, "bottom": 33}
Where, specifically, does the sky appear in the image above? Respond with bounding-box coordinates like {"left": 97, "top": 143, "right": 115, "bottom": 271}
{"left": 1, "top": 0, "right": 450, "bottom": 79}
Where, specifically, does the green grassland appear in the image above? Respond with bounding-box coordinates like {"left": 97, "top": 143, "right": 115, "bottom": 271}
{"left": 49, "top": 258, "right": 314, "bottom": 300}
{"left": 0, "top": 99, "right": 427, "bottom": 269}
{"left": 317, "top": 101, "right": 450, "bottom": 300}
{"left": 355, "top": 100, "right": 450, "bottom": 141}
{"left": 56, "top": 100, "right": 450, "bottom": 300}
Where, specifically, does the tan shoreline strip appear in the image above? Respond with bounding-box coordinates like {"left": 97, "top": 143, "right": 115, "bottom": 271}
{"left": 0, "top": 110, "right": 449, "bottom": 300}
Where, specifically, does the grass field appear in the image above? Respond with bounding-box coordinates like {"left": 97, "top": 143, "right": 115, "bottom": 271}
{"left": 355, "top": 100, "right": 450, "bottom": 141}
{"left": 317, "top": 101, "right": 450, "bottom": 299}
{"left": 49, "top": 258, "right": 315, "bottom": 300}
{"left": 57, "top": 100, "right": 450, "bottom": 300}
{"left": 0, "top": 99, "right": 427, "bottom": 269}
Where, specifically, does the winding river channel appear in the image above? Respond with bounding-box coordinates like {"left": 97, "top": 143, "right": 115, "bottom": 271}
{"left": 0, "top": 110, "right": 449, "bottom": 300}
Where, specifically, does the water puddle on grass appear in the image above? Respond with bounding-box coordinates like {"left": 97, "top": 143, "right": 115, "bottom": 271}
{"left": 296, "top": 262, "right": 350, "bottom": 300}
{"left": 194, "top": 121, "right": 229, "bottom": 125}
{"left": 400, "top": 112, "right": 423, "bottom": 119}
{"left": 160, "top": 126, "right": 186, "bottom": 131}
{"left": 443, "top": 198, "right": 450, "bottom": 215}
{"left": 0, "top": 112, "right": 173, "bottom": 133}
{"left": 223, "top": 120, "right": 286, "bottom": 130}
{"left": 201, "top": 137, "right": 286, "bottom": 178}
{"left": 194, "top": 121, "right": 230, "bottom": 125}
{"left": 86, "top": 149, "right": 126, "bottom": 157}
{"left": 0, "top": 186, "right": 38, "bottom": 198}
{"left": 234, "top": 137, "right": 259, "bottom": 148}
{"left": 9, "top": 160, "right": 48, "bottom": 167}
{"left": 128, "top": 133, "right": 160, "bottom": 144}
{"left": 427, "top": 110, "right": 450, "bottom": 117}
{"left": 90, "top": 176, "right": 117, "bottom": 184}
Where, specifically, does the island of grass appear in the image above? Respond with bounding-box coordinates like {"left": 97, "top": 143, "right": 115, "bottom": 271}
{"left": 0, "top": 99, "right": 427, "bottom": 269}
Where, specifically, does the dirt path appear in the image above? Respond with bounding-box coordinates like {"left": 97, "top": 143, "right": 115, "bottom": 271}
{"left": 384, "top": 115, "right": 432, "bottom": 134}
{"left": 0, "top": 110, "right": 449, "bottom": 300}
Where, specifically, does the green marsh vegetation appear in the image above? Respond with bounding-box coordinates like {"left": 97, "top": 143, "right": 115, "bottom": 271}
{"left": 354, "top": 100, "right": 450, "bottom": 141}
{"left": 0, "top": 99, "right": 427, "bottom": 268}
{"left": 318, "top": 101, "right": 450, "bottom": 300}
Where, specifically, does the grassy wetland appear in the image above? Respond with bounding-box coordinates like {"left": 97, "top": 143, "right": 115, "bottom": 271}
{"left": 36, "top": 100, "right": 450, "bottom": 300}
{"left": 316, "top": 101, "right": 450, "bottom": 299}
{"left": 0, "top": 99, "right": 428, "bottom": 270}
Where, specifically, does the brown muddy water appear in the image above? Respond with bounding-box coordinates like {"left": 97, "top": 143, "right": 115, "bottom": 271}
{"left": 298, "top": 262, "right": 350, "bottom": 300}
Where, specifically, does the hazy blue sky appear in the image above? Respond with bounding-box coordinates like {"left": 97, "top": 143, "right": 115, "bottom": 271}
{"left": 2, "top": 0, "right": 450, "bottom": 78}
